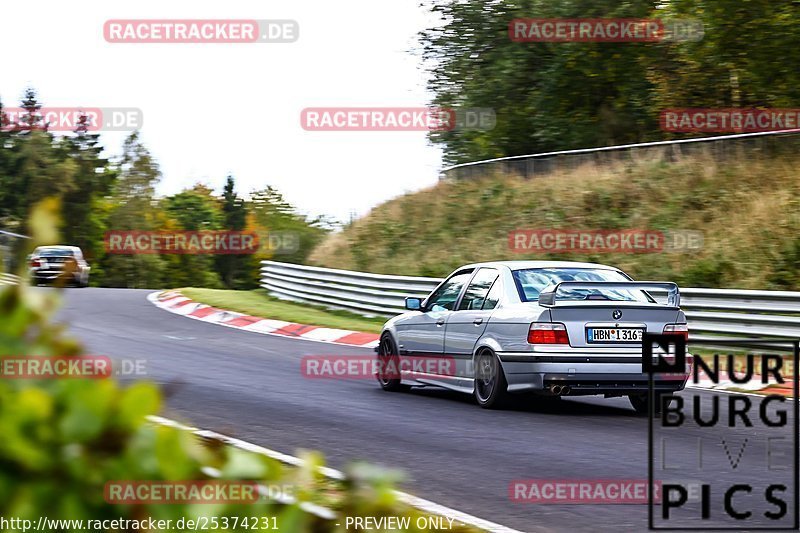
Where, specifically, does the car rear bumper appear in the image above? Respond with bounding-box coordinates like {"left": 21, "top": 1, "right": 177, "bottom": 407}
{"left": 32, "top": 270, "right": 79, "bottom": 283}
{"left": 497, "top": 351, "right": 690, "bottom": 396}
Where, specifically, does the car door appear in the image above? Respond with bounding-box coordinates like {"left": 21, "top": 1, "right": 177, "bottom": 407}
{"left": 443, "top": 268, "right": 501, "bottom": 374}
{"left": 395, "top": 269, "right": 473, "bottom": 357}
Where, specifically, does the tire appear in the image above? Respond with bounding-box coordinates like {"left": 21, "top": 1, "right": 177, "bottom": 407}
{"left": 473, "top": 350, "right": 511, "bottom": 409}
{"left": 376, "top": 334, "right": 409, "bottom": 392}
{"left": 629, "top": 393, "right": 674, "bottom": 415}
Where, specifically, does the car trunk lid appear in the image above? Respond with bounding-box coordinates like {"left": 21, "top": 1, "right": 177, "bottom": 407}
{"left": 539, "top": 281, "right": 682, "bottom": 348}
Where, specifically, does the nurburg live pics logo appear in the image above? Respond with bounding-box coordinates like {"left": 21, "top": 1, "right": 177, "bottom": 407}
{"left": 644, "top": 333, "right": 799, "bottom": 530}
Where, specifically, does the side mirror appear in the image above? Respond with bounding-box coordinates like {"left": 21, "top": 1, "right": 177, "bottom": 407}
{"left": 405, "top": 297, "right": 423, "bottom": 311}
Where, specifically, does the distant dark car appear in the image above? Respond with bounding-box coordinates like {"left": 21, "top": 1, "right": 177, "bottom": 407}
{"left": 29, "top": 246, "right": 90, "bottom": 287}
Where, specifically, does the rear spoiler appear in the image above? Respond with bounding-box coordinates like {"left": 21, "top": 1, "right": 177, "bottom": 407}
{"left": 537, "top": 281, "right": 680, "bottom": 308}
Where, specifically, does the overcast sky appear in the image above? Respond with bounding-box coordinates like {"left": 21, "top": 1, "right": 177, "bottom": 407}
{"left": 1, "top": 0, "right": 444, "bottom": 223}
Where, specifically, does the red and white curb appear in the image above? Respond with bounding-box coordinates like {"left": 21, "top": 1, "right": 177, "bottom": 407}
{"left": 147, "top": 291, "right": 379, "bottom": 348}
{"left": 688, "top": 377, "right": 793, "bottom": 396}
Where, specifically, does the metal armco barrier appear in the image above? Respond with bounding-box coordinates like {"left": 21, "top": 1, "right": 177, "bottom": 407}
{"left": 262, "top": 261, "right": 800, "bottom": 343}
{"left": 261, "top": 261, "right": 442, "bottom": 316}
{"left": 440, "top": 129, "right": 800, "bottom": 180}
{"left": 0, "top": 273, "right": 20, "bottom": 286}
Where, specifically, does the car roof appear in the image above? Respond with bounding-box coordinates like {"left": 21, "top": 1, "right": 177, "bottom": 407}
{"left": 457, "top": 260, "right": 621, "bottom": 271}
{"left": 33, "top": 245, "right": 81, "bottom": 251}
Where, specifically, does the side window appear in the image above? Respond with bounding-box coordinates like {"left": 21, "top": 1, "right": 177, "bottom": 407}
{"left": 482, "top": 278, "right": 503, "bottom": 310}
{"left": 426, "top": 271, "right": 473, "bottom": 311}
{"left": 458, "top": 269, "right": 499, "bottom": 311}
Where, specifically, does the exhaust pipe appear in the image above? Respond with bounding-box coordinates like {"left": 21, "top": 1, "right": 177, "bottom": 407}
{"left": 548, "top": 384, "right": 570, "bottom": 396}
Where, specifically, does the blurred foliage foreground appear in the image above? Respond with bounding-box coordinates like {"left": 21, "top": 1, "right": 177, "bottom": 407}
{"left": 0, "top": 209, "right": 473, "bottom": 532}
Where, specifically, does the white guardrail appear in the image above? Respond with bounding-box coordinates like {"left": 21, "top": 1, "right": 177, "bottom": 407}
{"left": 0, "top": 273, "right": 20, "bottom": 286}
{"left": 440, "top": 129, "right": 800, "bottom": 180}
{"left": 261, "top": 261, "right": 800, "bottom": 343}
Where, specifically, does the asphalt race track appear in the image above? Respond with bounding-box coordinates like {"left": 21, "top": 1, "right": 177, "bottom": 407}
{"left": 57, "top": 288, "right": 798, "bottom": 533}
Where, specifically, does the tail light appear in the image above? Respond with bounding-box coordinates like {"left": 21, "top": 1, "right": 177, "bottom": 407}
{"left": 528, "top": 323, "right": 569, "bottom": 344}
{"left": 30, "top": 258, "right": 41, "bottom": 268}
{"left": 663, "top": 323, "right": 689, "bottom": 340}
{"left": 663, "top": 324, "right": 691, "bottom": 376}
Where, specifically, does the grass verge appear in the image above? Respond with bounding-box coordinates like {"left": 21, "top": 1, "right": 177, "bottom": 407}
{"left": 179, "top": 287, "right": 385, "bottom": 333}
{"left": 308, "top": 152, "right": 800, "bottom": 289}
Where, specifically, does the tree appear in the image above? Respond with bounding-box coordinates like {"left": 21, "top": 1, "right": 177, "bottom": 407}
{"left": 59, "top": 118, "right": 116, "bottom": 265}
{"left": 0, "top": 96, "right": 8, "bottom": 131}
{"left": 214, "top": 175, "right": 248, "bottom": 288}
{"left": 248, "top": 186, "right": 329, "bottom": 266}
{"left": 418, "top": 0, "right": 800, "bottom": 164}
{"left": 419, "top": 0, "right": 662, "bottom": 165}
{"left": 101, "top": 132, "right": 165, "bottom": 288}
{"left": 651, "top": 0, "right": 800, "bottom": 113}
{"left": 160, "top": 184, "right": 223, "bottom": 288}
{"left": 16, "top": 87, "right": 47, "bottom": 132}
{"left": 0, "top": 95, "right": 13, "bottom": 229}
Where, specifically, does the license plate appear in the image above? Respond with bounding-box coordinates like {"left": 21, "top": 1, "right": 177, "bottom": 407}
{"left": 587, "top": 327, "right": 643, "bottom": 343}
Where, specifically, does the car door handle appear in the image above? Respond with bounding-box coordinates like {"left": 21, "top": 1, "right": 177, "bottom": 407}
{"left": 436, "top": 319, "right": 445, "bottom": 326}
{"left": 473, "top": 318, "right": 483, "bottom": 326}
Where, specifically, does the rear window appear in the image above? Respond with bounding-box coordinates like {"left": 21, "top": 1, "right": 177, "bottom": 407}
{"left": 36, "top": 248, "right": 74, "bottom": 257}
{"left": 512, "top": 268, "right": 651, "bottom": 303}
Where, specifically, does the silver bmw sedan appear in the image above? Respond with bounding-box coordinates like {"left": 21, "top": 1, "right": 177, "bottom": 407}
{"left": 376, "top": 261, "right": 690, "bottom": 412}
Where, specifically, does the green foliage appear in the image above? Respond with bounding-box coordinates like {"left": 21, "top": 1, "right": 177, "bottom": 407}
{"left": 163, "top": 185, "right": 222, "bottom": 231}
{"left": 96, "top": 131, "right": 166, "bottom": 289}
{"left": 215, "top": 176, "right": 249, "bottom": 289}
{"left": 160, "top": 185, "right": 224, "bottom": 289}
{"left": 420, "top": 0, "right": 662, "bottom": 164}
{"left": 654, "top": 0, "right": 800, "bottom": 110}
{"left": 768, "top": 237, "right": 800, "bottom": 290}
{"left": 59, "top": 132, "right": 116, "bottom": 264}
{"left": 248, "top": 187, "right": 330, "bottom": 266}
{"left": 419, "top": 0, "right": 800, "bottom": 164}
{"left": 675, "top": 258, "right": 734, "bottom": 288}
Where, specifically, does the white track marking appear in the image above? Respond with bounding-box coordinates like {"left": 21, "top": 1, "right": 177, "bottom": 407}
{"left": 147, "top": 415, "right": 524, "bottom": 533}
